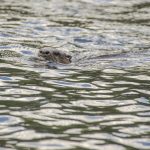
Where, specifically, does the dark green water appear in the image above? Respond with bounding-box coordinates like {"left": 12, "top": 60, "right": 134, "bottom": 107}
{"left": 0, "top": 0, "right": 150, "bottom": 150}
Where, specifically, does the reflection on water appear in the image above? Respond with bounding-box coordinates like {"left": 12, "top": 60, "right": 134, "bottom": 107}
{"left": 0, "top": 0, "right": 150, "bottom": 149}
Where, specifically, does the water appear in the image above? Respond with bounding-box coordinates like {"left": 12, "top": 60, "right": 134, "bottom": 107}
{"left": 0, "top": 0, "right": 150, "bottom": 149}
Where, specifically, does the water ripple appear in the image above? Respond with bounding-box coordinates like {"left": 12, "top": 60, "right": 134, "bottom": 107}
{"left": 0, "top": 0, "right": 150, "bottom": 149}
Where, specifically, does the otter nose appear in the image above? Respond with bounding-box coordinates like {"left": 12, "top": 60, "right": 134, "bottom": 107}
{"left": 66, "top": 55, "right": 72, "bottom": 62}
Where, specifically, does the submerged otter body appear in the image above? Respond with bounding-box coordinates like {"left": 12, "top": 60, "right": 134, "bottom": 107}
{"left": 38, "top": 48, "right": 72, "bottom": 64}
{"left": 0, "top": 46, "right": 137, "bottom": 70}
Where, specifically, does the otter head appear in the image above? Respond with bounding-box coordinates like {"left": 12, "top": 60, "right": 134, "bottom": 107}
{"left": 38, "top": 48, "right": 72, "bottom": 64}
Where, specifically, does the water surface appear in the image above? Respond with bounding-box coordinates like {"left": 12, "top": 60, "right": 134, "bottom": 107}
{"left": 0, "top": 0, "right": 150, "bottom": 149}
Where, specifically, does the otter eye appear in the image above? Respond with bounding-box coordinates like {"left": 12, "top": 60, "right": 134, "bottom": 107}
{"left": 66, "top": 55, "right": 72, "bottom": 59}
{"left": 45, "top": 51, "right": 49, "bottom": 54}
{"left": 53, "top": 51, "right": 60, "bottom": 56}
{"left": 39, "top": 50, "right": 43, "bottom": 53}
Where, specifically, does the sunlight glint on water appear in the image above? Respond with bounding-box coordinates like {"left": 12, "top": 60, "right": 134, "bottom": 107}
{"left": 0, "top": 0, "right": 150, "bottom": 149}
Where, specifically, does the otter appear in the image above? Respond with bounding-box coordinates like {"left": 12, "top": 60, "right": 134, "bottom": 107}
{"left": 0, "top": 47, "right": 72, "bottom": 65}
{"left": 38, "top": 48, "right": 72, "bottom": 64}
